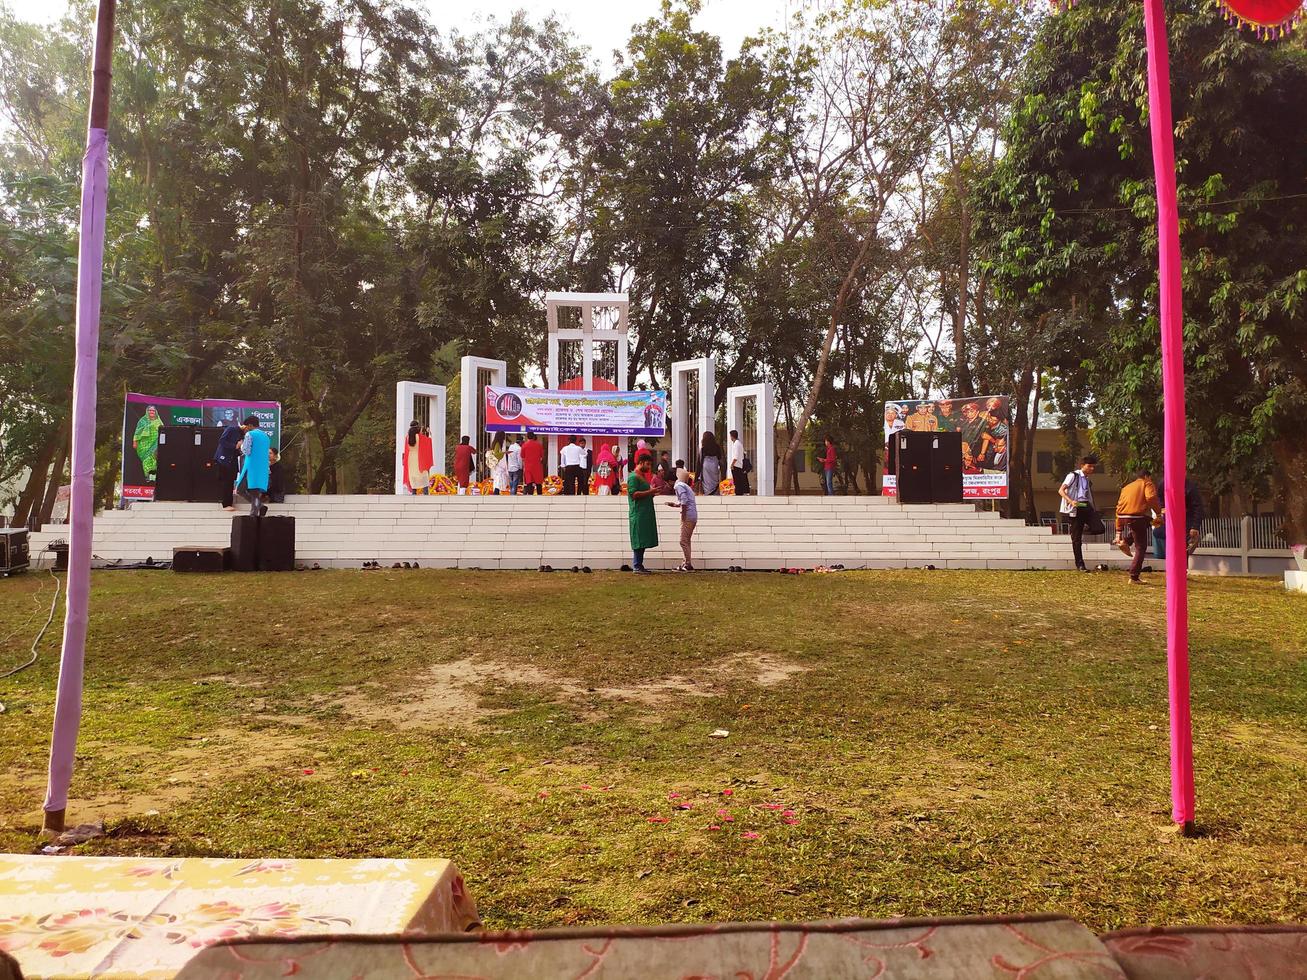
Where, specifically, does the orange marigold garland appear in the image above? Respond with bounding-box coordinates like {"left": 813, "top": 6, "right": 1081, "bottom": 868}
{"left": 719, "top": 479, "right": 736, "bottom": 496}
{"left": 543, "top": 475, "right": 564, "bottom": 496}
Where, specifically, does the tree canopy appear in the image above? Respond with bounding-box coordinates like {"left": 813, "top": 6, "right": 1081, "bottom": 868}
{"left": 1, "top": 0, "right": 1303, "bottom": 537}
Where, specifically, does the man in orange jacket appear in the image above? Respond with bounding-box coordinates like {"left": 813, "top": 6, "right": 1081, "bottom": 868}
{"left": 1115, "top": 468, "right": 1164, "bottom": 584}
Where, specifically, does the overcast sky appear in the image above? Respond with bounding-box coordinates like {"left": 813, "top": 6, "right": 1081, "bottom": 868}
{"left": 8, "top": 0, "right": 795, "bottom": 68}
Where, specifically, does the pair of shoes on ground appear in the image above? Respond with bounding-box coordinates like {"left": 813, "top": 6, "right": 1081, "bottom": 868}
{"left": 632, "top": 566, "right": 652, "bottom": 575}
{"left": 676, "top": 563, "right": 695, "bottom": 572}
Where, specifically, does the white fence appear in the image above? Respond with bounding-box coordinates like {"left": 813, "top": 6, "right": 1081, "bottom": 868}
{"left": 1193, "top": 515, "right": 1290, "bottom": 575}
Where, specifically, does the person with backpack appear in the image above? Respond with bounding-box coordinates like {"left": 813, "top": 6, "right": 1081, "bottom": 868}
{"left": 1058, "top": 455, "right": 1103, "bottom": 572}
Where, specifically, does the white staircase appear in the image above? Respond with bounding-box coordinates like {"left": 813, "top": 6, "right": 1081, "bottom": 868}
{"left": 28, "top": 496, "right": 1126, "bottom": 571}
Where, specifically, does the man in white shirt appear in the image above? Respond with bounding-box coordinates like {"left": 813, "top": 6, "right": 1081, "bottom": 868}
{"left": 560, "top": 436, "right": 587, "bottom": 495}
{"left": 1058, "top": 454, "right": 1099, "bottom": 572}
{"left": 728, "top": 429, "right": 750, "bottom": 495}
{"left": 507, "top": 437, "right": 523, "bottom": 496}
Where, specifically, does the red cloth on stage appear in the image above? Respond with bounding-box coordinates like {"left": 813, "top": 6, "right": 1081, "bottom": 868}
{"left": 454, "top": 444, "right": 475, "bottom": 487}
{"left": 521, "top": 439, "right": 545, "bottom": 484}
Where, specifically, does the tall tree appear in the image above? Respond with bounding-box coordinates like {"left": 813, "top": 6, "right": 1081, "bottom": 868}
{"left": 985, "top": 0, "right": 1307, "bottom": 540}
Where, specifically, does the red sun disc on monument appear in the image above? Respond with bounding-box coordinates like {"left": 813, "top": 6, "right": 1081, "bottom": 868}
{"left": 1219, "top": 0, "right": 1303, "bottom": 31}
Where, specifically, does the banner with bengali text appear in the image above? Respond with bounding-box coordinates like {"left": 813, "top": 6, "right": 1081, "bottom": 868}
{"left": 881, "top": 394, "right": 1010, "bottom": 500}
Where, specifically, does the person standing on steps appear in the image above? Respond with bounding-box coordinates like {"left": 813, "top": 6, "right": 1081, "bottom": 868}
{"left": 700, "top": 431, "right": 725, "bottom": 495}
{"left": 215, "top": 417, "right": 244, "bottom": 511}
{"left": 1058, "top": 454, "right": 1102, "bottom": 572}
{"left": 507, "top": 436, "right": 523, "bottom": 496}
{"left": 486, "top": 432, "right": 509, "bottom": 495}
{"left": 820, "top": 434, "right": 838, "bottom": 496}
{"left": 728, "top": 430, "right": 750, "bottom": 495}
{"left": 626, "top": 457, "right": 660, "bottom": 573}
{"left": 235, "top": 416, "right": 271, "bottom": 517}
{"left": 667, "top": 467, "right": 698, "bottom": 571}
{"left": 560, "top": 435, "right": 587, "bottom": 495}
{"left": 453, "top": 435, "right": 476, "bottom": 493}
{"left": 521, "top": 431, "right": 544, "bottom": 495}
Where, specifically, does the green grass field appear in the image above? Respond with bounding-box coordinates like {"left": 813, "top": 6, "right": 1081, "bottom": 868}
{"left": 1, "top": 568, "right": 1304, "bottom": 930}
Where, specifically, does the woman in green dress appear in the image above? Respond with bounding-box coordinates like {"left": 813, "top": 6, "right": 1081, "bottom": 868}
{"left": 133, "top": 405, "right": 163, "bottom": 482}
{"left": 626, "top": 458, "right": 660, "bottom": 574}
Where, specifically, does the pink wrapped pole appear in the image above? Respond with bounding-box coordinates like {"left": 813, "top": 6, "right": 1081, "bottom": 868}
{"left": 1142, "top": 0, "right": 1196, "bottom": 831}
{"left": 42, "top": 0, "right": 116, "bottom": 834}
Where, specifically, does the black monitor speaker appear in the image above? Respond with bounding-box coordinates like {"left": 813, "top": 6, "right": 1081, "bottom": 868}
{"left": 258, "top": 516, "right": 296, "bottom": 572}
{"left": 230, "top": 515, "right": 260, "bottom": 572}
{"left": 173, "top": 546, "right": 229, "bottom": 573}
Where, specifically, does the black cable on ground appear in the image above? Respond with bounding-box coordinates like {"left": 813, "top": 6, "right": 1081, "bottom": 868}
{"left": 0, "top": 566, "right": 62, "bottom": 715}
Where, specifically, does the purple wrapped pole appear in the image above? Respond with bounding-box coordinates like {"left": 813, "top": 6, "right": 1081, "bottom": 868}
{"left": 43, "top": 0, "right": 116, "bottom": 833}
{"left": 1143, "top": 0, "right": 1196, "bottom": 831}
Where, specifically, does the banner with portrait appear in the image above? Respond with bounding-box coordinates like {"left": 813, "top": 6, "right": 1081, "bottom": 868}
{"left": 121, "top": 392, "right": 281, "bottom": 501}
{"left": 483, "top": 386, "right": 668, "bottom": 437}
{"left": 882, "top": 395, "right": 1010, "bottom": 499}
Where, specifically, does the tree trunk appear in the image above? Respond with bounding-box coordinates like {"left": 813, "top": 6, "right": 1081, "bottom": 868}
{"left": 1272, "top": 433, "right": 1307, "bottom": 547}
{"left": 1007, "top": 363, "right": 1035, "bottom": 520}
{"left": 953, "top": 205, "right": 976, "bottom": 398}
{"left": 779, "top": 231, "right": 876, "bottom": 491}
{"left": 12, "top": 422, "right": 64, "bottom": 528}
{"left": 38, "top": 434, "right": 70, "bottom": 525}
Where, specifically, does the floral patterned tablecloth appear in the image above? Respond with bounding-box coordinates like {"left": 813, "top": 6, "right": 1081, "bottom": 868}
{"left": 0, "top": 854, "right": 479, "bottom": 980}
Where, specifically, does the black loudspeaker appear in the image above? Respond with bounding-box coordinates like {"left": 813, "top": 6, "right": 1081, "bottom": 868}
{"left": 154, "top": 426, "right": 196, "bottom": 501}
{"left": 258, "top": 516, "right": 296, "bottom": 572}
{"left": 173, "top": 546, "right": 230, "bottom": 573}
{"left": 930, "top": 432, "right": 964, "bottom": 503}
{"left": 1, "top": 528, "right": 30, "bottom": 576}
{"left": 191, "top": 427, "right": 226, "bottom": 504}
{"left": 894, "top": 431, "right": 933, "bottom": 504}
{"left": 230, "top": 515, "right": 260, "bottom": 572}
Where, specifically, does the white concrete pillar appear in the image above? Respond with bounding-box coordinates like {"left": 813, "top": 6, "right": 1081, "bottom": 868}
{"left": 726, "top": 382, "right": 775, "bottom": 496}
{"left": 394, "top": 381, "right": 446, "bottom": 494}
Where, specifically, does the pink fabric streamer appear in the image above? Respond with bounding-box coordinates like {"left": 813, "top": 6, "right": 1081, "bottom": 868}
{"left": 1143, "top": 0, "right": 1196, "bottom": 827}
{"left": 43, "top": 127, "right": 109, "bottom": 816}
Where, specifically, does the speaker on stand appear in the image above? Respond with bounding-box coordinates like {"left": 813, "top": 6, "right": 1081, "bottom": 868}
{"left": 154, "top": 426, "right": 197, "bottom": 501}
{"left": 894, "top": 431, "right": 933, "bottom": 504}
{"left": 930, "top": 432, "right": 964, "bottom": 504}
{"left": 192, "top": 427, "right": 226, "bottom": 504}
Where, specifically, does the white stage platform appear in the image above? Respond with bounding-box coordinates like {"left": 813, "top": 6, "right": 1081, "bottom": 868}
{"left": 29, "top": 495, "right": 1127, "bottom": 571}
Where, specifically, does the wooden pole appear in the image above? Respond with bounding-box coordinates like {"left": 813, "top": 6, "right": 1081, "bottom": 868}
{"left": 1142, "top": 0, "right": 1196, "bottom": 833}
{"left": 42, "top": 0, "right": 117, "bottom": 835}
